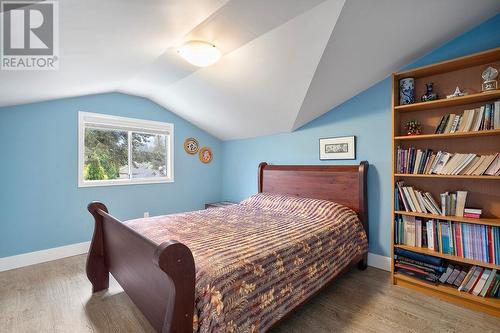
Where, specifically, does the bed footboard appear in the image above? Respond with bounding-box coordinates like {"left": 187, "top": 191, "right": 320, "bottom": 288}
{"left": 86, "top": 202, "right": 195, "bottom": 333}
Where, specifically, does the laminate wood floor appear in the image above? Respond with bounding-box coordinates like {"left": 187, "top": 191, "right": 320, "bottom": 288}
{"left": 0, "top": 255, "right": 499, "bottom": 333}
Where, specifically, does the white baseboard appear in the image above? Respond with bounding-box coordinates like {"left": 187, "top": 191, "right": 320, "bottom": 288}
{"left": 0, "top": 241, "right": 91, "bottom": 272}
{"left": 367, "top": 252, "right": 391, "bottom": 271}
{"left": 0, "top": 242, "right": 391, "bottom": 273}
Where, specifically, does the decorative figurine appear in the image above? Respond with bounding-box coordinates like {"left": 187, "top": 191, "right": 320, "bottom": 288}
{"left": 482, "top": 66, "right": 498, "bottom": 92}
{"left": 421, "top": 82, "right": 438, "bottom": 102}
{"left": 446, "top": 86, "right": 467, "bottom": 99}
{"left": 405, "top": 120, "right": 421, "bottom": 136}
{"left": 399, "top": 77, "right": 415, "bottom": 105}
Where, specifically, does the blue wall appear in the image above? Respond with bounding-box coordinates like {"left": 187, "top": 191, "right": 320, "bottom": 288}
{"left": 221, "top": 14, "right": 500, "bottom": 257}
{"left": 1, "top": 15, "right": 499, "bottom": 259}
{"left": 0, "top": 93, "right": 222, "bottom": 257}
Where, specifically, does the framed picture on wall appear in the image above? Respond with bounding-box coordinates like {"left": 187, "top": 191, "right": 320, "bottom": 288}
{"left": 319, "top": 136, "right": 356, "bottom": 160}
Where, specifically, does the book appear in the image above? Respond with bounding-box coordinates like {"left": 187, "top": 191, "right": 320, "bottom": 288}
{"left": 464, "top": 267, "right": 483, "bottom": 292}
{"left": 490, "top": 274, "right": 500, "bottom": 296}
{"left": 426, "top": 220, "right": 436, "bottom": 251}
{"left": 464, "top": 208, "right": 482, "bottom": 214}
{"left": 435, "top": 114, "right": 450, "bottom": 134}
{"left": 397, "top": 267, "right": 440, "bottom": 283}
{"left": 453, "top": 269, "right": 468, "bottom": 287}
{"left": 449, "top": 114, "right": 461, "bottom": 133}
{"left": 394, "top": 256, "right": 446, "bottom": 273}
{"left": 443, "top": 114, "right": 456, "bottom": 133}
{"left": 455, "top": 191, "right": 467, "bottom": 217}
{"left": 483, "top": 104, "right": 492, "bottom": 130}
{"left": 472, "top": 269, "right": 491, "bottom": 296}
{"left": 394, "top": 248, "right": 444, "bottom": 266}
{"left": 403, "top": 216, "right": 416, "bottom": 247}
{"left": 415, "top": 219, "right": 422, "bottom": 247}
{"left": 480, "top": 269, "right": 497, "bottom": 297}
{"left": 439, "top": 264, "right": 454, "bottom": 283}
{"left": 472, "top": 153, "right": 498, "bottom": 175}
{"left": 494, "top": 100, "right": 500, "bottom": 129}
{"left": 471, "top": 107, "right": 484, "bottom": 132}
{"left": 440, "top": 193, "right": 447, "bottom": 216}
{"left": 446, "top": 267, "right": 461, "bottom": 284}
{"left": 450, "top": 192, "right": 457, "bottom": 216}
{"left": 458, "top": 266, "right": 476, "bottom": 291}
{"left": 485, "top": 154, "right": 500, "bottom": 175}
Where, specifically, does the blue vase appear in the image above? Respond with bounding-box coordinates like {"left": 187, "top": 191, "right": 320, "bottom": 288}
{"left": 399, "top": 78, "right": 415, "bottom": 105}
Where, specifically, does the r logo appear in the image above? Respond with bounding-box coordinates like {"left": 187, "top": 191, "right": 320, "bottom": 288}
{"left": 1, "top": 0, "right": 59, "bottom": 70}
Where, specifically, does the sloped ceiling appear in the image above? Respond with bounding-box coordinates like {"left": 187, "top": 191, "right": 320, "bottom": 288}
{"left": 1, "top": 0, "right": 499, "bottom": 140}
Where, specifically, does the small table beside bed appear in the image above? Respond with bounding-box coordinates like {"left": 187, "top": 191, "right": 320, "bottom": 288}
{"left": 86, "top": 161, "right": 369, "bottom": 333}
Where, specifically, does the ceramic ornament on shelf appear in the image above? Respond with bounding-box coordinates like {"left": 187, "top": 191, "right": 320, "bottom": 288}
{"left": 405, "top": 120, "right": 421, "bottom": 135}
{"left": 184, "top": 137, "right": 199, "bottom": 155}
{"left": 399, "top": 77, "right": 415, "bottom": 105}
{"left": 421, "top": 82, "right": 438, "bottom": 102}
{"left": 446, "top": 86, "right": 467, "bottom": 99}
{"left": 481, "top": 66, "right": 498, "bottom": 92}
{"left": 198, "top": 147, "right": 213, "bottom": 164}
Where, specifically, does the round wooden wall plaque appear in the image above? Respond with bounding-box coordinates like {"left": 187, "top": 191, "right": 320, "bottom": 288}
{"left": 198, "top": 147, "right": 213, "bottom": 164}
{"left": 184, "top": 137, "right": 199, "bottom": 155}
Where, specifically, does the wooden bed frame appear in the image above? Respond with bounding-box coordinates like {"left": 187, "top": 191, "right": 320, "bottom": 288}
{"left": 86, "top": 161, "right": 369, "bottom": 333}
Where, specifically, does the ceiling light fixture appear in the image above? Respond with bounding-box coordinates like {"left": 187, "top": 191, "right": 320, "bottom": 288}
{"left": 177, "top": 40, "right": 221, "bottom": 67}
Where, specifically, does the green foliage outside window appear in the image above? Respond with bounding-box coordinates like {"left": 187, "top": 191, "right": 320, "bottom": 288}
{"left": 84, "top": 128, "right": 167, "bottom": 181}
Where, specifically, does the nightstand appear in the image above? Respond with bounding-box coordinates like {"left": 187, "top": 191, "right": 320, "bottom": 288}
{"left": 205, "top": 201, "right": 236, "bottom": 209}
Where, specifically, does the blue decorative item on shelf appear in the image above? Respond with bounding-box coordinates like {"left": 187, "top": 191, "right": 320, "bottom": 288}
{"left": 421, "top": 82, "right": 438, "bottom": 102}
{"left": 399, "top": 77, "right": 415, "bottom": 105}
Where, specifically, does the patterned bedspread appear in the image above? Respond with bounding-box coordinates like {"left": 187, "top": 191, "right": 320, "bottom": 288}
{"left": 125, "top": 193, "right": 368, "bottom": 333}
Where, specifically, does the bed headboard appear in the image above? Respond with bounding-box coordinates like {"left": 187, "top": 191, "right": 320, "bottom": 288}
{"left": 258, "top": 161, "right": 369, "bottom": 234}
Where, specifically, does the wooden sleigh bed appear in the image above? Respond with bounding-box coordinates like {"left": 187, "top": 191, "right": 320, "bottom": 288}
{"left": 86, "top": 161, "right": 369, "bottom": 333}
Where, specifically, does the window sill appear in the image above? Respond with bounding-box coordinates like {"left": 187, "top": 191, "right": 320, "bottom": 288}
{"left": 78, "top": 178, "right": 174, "bottom": 188}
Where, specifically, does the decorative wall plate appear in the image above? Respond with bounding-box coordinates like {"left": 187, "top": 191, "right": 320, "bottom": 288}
{"left": 184, "top": 137, "right": 199, "bottom": 155}
{"left": 198, "top": 147, "right": 213, "bottom": 164}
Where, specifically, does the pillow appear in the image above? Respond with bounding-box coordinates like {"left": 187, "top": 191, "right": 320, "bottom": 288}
{"left": 240, "top": 192, "right": 357, "bottom": 220}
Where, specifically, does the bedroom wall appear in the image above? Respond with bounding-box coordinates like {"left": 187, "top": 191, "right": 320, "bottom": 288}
{"left": 0, "top": 93, "right": 222, "bottom": 257}
{"left": 221, "top": 14, "right": 500, "bottom": 258}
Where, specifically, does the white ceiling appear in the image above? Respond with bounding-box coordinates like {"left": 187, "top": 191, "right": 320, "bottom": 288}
{"left": 1, "top": 0, "right": 499, "bottom": 140}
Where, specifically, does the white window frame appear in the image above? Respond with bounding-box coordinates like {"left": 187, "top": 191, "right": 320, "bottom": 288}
{"left": 78, "top": 112, "right": 174, "bottom": 187}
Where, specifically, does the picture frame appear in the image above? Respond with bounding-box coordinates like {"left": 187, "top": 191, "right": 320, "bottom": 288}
{"left": 319, "top": 136, "right": 356, "bottom": 160}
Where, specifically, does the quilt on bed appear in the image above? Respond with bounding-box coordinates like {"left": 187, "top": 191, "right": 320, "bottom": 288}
{"left": 126, "top": 193, "right": 368, "bottom": 333}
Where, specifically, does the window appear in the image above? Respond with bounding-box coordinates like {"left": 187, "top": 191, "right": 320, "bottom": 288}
{"left": 78, "top": 112, "right": 173, "bottom": 187}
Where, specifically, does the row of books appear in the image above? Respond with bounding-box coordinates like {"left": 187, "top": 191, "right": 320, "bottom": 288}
{"left": 394, "top": 216, "right": 500, "bottom": 265}
{"left": 394, "top": 249, "right": 500, "bottom": 298}
{"left": 395, "top": 182, "right": 471, "bottom": 217}
{"left": 396, "top": 147, "right": 500, "bottom": 176}
{"left": 434, "top": 101, "right": 500, "bottom": 134}
{"left": 394, "top": 248, "right": 445, "bottom": 283}
{"left": 440, "top": 264, "right": 500, "bottom": 297}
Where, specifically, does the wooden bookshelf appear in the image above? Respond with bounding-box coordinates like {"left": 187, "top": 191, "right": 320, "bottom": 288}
{"left": 394, "top": 211, "right": 500, "bottom": 227}
{"left": 394, "top": 273, "right": 500, "bottom": 317}
{"left": 394, "top": 173, "right": 500, "bottom": 180}
{"left": 394, "top": 128, "right": 500, "bottom": 140}
{"left": 395, "top": 90, "right": 500, "bottom": 112}
{"left": 395, "top": 245, "right": 500, "bottom": 270}
{"left": 391, "top": 47, "right": 500, "bottom": 317}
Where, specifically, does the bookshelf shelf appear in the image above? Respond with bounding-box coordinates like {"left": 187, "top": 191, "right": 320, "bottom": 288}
{"left": 395, "top": 244, "right": 500, "bottom": 270}
{"left": 394, "top": 273, "right": 500, "bottom": 316}
{"left": 394, "top": 90, "right": 500, "bottom": 112}
{"left": 394, "top": 211, "right": 500, "bottom": 227}
{"left": 394, "top": 174, "right": 500, "bottom": 180}
{"left": 392, "top": 47, "right": 500, "bottom": 317}
{"left": 394, "top": 129, "right": 500, "bottom": 140}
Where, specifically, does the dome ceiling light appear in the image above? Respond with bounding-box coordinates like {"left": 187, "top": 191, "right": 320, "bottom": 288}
{"left": 177, "top": 40, "right": 221, "bottom": 67}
